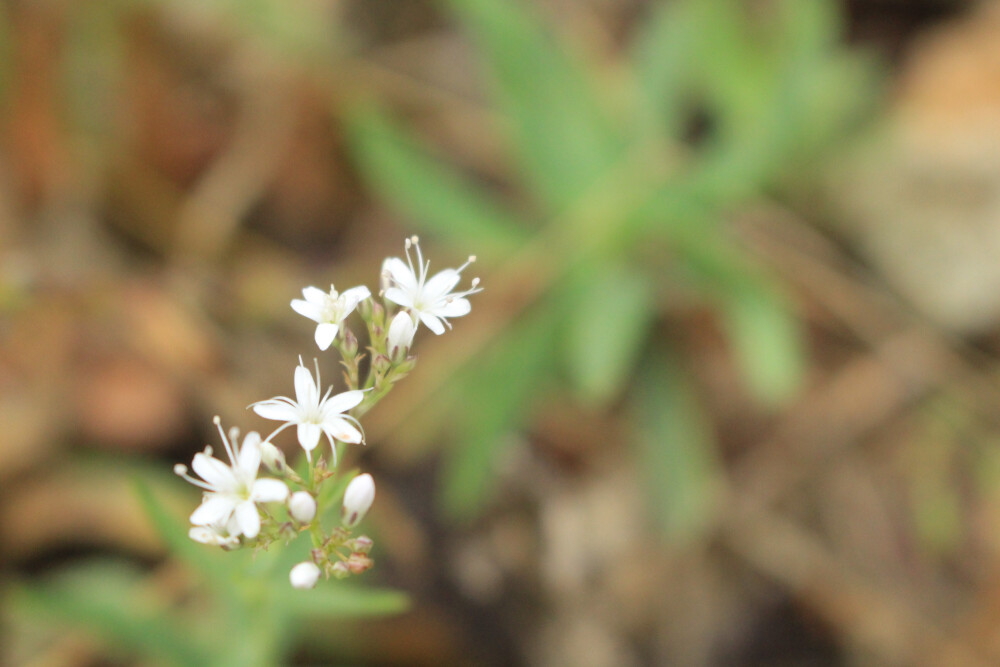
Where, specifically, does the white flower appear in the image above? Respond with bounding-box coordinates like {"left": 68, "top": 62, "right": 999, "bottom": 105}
{"left": 386, "top": 311, "right": 416, "bottom": 358}
{"left": 188, "top": 520, "right": 240, "bottom": 548}
{"left": 291, "top": 284, "right": 371, "bottom": 351}
{"left": 289, "top": 561, "right": 321, "bottom": 589}
{"left": 342, "top": 473, "right": 375, "bottom": 528}
{"left": 175, "top": 419, "right": 289, "bottom": 540}
{"left": 251, "top": 359, "right": 365, "bottom": 462}
{"left": 288, "top": 491, "right": 317, "bottom": 523}
{"left": 382, "top": 236, "right": 481, "bottom": 335}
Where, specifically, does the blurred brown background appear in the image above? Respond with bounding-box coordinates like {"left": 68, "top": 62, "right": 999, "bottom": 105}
{"left": 6, "top": 0, "right": 1000, "bottom": 665}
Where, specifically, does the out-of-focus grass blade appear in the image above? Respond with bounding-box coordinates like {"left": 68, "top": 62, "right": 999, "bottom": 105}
{"left": 134, "top": 479, "right": 240, "bottom": 595}
{"left": 722, "top": 281, "right": 804, "bottom": 406}
{"left": 441, "top": 305, "right": 556, "bottom": 518}
{"left": 631, "top": 0, "right": 696, "bottom": 141}
{"left": 635, "top": 354, "right": 720, "bottom": 543}
{"left": 564, "top": 264, "right": 655, "bottom": 404}
{"left": 9, "top": 562, "right": 211, "bottom": 666}
{"left": 276, "top": 584, "right": 409, "bottom": 620}
{"left": 347, "top": 104, "right": 528, "bottom": 253}
{"left": 442, "top": 0, "right": 623, "bottom": 212}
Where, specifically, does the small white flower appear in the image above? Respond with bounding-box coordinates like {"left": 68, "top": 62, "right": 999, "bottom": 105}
{"left": 251, "top": 359, "right": 365, "bottom": 462}
{"left": 386, "top": 311, "right": 416, "bottom": 358}
{"left": 291, "top": 284, "right": 371, "bottom": 351}
{"left": 175, "top": 419, "right": 289, "bottom": 540}
{"left": 288, "top": 491, "right": 317, "bottom": 523}
{"left": 342, "top": 473, "right": 376, "bottom": 528}
{"left": 188, "top": 521, "right": 240, "bottom": 548}
{"left": 289, "top": 561, "right": 321, "bottom": 589}
{"left": 382, "top": 236, "right": 481, "bottom": 335}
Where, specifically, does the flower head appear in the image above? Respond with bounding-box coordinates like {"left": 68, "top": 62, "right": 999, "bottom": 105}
{"left": 251, "top": 359, "right": 365, "bottom": 462}
{"left": 382, "top": 236, "right": 481, "bottom": 335}
{"left": 291, "top": 284, "right": 371, "bottom": 350}
{"left": 175, "top": 419, "right": 289, "bottom": 540}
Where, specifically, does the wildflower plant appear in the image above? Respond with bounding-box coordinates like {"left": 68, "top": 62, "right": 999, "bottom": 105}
{"left": 175, "top": 236, "right": 480, "bottom": 589}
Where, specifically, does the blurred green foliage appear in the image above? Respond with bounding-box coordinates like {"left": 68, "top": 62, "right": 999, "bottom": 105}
{"left": 349, "top": 0, "right": 878, "bottom": 526}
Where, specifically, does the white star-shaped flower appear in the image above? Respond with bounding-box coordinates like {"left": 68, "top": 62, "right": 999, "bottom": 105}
{"left": 250, "top": 359, "right": 365, "bottom": 462}
{"left": 175, "top": 419, "right": 289, "bottom": 540}
{"left": 291, "top": 284, "right": 371, "bottom": 350}
{"left": 382, "top": 236, "right": 481, "bottom": 335}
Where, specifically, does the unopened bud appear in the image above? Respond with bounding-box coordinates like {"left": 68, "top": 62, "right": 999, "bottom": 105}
{"left": 347, "top": 552, "right": 374, "bottom": 574}
{"left": 387, "top": 312, "right": 416, "bottom": 361}
{"left": 342, "top": 327, "right": 359, "bottom": 356}
{"left": 288, "top": 491, "right": 317, "bottom": 523}
{"left": 260, "top": 440, "right": 286, "bottom": 473}
{"left": 372, "top": 354, "right": 391, "bottom": 374}
{"left": 371, "top": 301, "right": 386, "bottom": 328}
{"left": 351, "top": 535, "right": 374, "bottom": 555}
{"left": 331, "top": 561, "right": 350, "bottom": 579}
{"left": 342, "top": 473, "right": 375, "bottom": 528}
{"left": 289, "top": 561, "right": 321, "bottom": 589}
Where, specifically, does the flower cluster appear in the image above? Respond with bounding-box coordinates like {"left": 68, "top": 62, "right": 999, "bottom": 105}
{"left": 175, "top": 237, "right": 480, "bottom": 588}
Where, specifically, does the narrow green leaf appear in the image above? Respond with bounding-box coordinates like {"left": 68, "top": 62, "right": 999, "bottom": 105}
{"left": 347, "top": 104, "right": 528, "bottom": 253}
{"left": 722, "top": 281, "right": 804, "bottom": 406}
{"left": 634, "top": 354, "right": 720, "bottom": 542}
{"left": 564, "top": 264, "right": 655, "bottom": 404}
{"left": 441, "top": 304, "right": 556, "bottom": 517}
{"left": 9, "top": 563, "right": 210, "bottom": 666}
{"left": 275, "top": 584, "right": 409, "bottom": 620}
{"left": 442, "top": 0, "right": 623, "bottom": 211}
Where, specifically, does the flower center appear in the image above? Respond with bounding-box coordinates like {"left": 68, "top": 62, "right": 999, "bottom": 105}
{"left": 319, "top": 293, "right": 343, "bottom": 323}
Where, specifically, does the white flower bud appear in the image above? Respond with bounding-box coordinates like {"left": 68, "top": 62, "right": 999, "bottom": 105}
{"left": 342, "top": 473, "right": 375, "bottom": 528}
{"left": 259, "top": 440, "right": 286, "bottom": 473}
{"left": 289, "top": 561, "right": 321, "bottom": 589}
{"left": 387, "top": 311, "right": 416, "bottom": 360}
{"left": 288, "top": 491, "right": 317, "bottom": 523}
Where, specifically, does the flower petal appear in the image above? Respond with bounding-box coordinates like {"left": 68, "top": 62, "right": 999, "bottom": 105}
{"left": 324, "top": 417, "right": 363, "bottom": 444}
{"left": 251, "top": 478, "right": 289, "bottom": 503}
{"left": 291, "top": 299, "right": 322, "bottom": 322}
{"left": 321, "top": 389, "right": 365, "bottom": 416}
{"left": 340, "top": 285, "right": 371, "bottom": 311}
{"left": 384, "top": 286, "right": 414, "bottom": 309}
{"left": 418, "top": 312, "right": 446, "bottom": 335}
{"left": 252, "top": 399, "right": 299, "bottom": 422}
{"left": 302, "top": 286, "right": 327, "bottom": 304}
{"left": 237, "top": 432, "right": 262, "bottom": 481}
{"left": 315, "top": 322, "right": 339, "bottom": 351}
{"left": 297, "top": 422, "right": 321, "bottom": 451}
{"left": 234, "top": 500, "right": 261, "bottom": 539}
{"left": 435, "top": 297, "right": 471, "bottom": 318}
{"left": 190, "top": 495, "right": 236, "bottom": 525}
{"left": 384, "top": 257, "right": 418, "bottom": 293}
{"left": 294, "top": 363, "right": 318, "bottom": 408}
{"left": 423, "top": 269, "right": 461, "bottom": 300}
{"left": 191, "top": 453, "right": 237, "bottom": 491}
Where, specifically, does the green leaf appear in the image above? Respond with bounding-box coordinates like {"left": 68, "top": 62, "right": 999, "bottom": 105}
{"left": 722, "top": 281, "right": 804, "bottom": 406}
{"left": 9, "top": 562, "right": 211, "bottom": 666}
{"left": 133, "top": 479, "right": 239, "bottom": 595}
{"left": 347, "top": 103, "right": 528, "bottom": 253}
{"left": 564, "top": 263, "right": 655, "bottom": 404}
{"left": 274, "top": 584, "right": 409, "bottom": 620}
{"left": 443, "top": 0, "right": 624, "bottom": 211}
{"left": 634, "top": 354, "right": 720, "bottom": 543}
{"left": 441, "top": 304, "right": 557, "bottom": 517}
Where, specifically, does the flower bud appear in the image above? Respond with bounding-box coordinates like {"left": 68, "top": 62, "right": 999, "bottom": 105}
{"left": 347, "top": 552, "right": 374, "bottom": 574}
{"left": 387, "top": 312, "right": 416, "bottom": 361}
{"left": 288, "top": 491, "right": 317, "bottom": 523}
{"left": 372, "top": 354, "right": 391, "bottom": 375}
{"left": 342, "top": 326, "right": 359, "bottom": 357}
{"left": 289, "top": 561, "right": 321, "bottom": 589}
{"left": 351, "top": 535, "right": 374, "bottom": 555}
{"left": 342, "top": 473, "right": 375, "bottom": 528}
{"left": 331, "top": 560, "right": 351, "bottom": 579}
{"left": 260, "top": 440, "right": 286, "bottom": 473}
